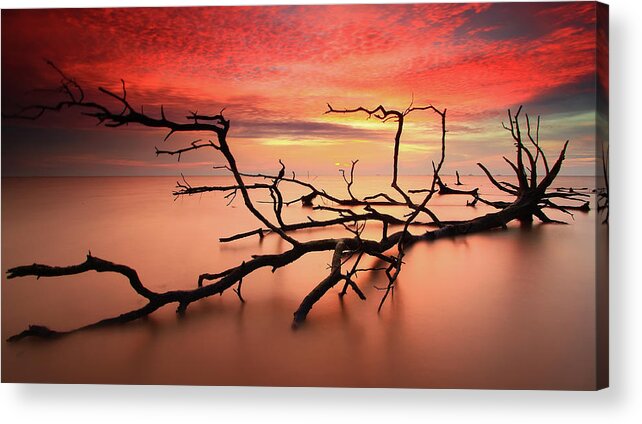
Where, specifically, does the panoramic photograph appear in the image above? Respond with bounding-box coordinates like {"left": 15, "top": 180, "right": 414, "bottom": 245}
{"left": 1, "top": 2, "right": 608, "bottom": 389}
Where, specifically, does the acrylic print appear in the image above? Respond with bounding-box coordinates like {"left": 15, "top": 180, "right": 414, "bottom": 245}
{"left": 1, "top": 2, "right": 608, "bottom": 389}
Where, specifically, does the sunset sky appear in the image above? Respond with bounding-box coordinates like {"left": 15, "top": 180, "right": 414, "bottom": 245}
{"left": 1, "top": 2, "right": 604, "bottom": 176}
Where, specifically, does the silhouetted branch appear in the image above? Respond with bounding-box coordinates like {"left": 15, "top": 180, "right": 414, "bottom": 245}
{"left": 455, "top": 171, "right": 463, "bottom": 185}
{"left": 3, "top": 63, "right": 585, "bottom": 339}
{"left": 339, "top": 160, "right": 359, "bottom": 201}
{"left": 598, "top": 144, "right": 609, "bottom": 224}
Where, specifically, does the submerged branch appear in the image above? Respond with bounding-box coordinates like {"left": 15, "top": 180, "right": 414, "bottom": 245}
{"left": 3, "top": 63, "right": 585, "bottom": 339}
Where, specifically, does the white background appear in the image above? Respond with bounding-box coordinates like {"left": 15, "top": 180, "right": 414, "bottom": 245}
{"left": 1, "top": 0, "right": 640, "bottom": 422}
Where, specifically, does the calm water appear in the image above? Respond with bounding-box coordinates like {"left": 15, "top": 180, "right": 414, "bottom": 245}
{"left": 2, "top": 175, "right": 603, "bottom": 389}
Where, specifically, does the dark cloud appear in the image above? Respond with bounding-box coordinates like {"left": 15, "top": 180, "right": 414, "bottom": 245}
{"left": 521, "top": 74, "right": 597, "bottom": 115}
{"left": 230, "top": 119, "right": 390, "bottom": 141}
{"left": 456, "top": 2, "right": 595, "bottom": 42}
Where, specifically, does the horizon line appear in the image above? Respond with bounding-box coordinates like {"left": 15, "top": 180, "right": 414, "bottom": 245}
{"left": 1, "top": 173, "right": 600, "bottom": 178}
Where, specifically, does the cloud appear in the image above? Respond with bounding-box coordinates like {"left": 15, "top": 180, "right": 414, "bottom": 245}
{"left": 230, "top": 119, "right": 391, "bottom": 141}
{"left": 2, "top": 2, "right": 601, "bottom": 176}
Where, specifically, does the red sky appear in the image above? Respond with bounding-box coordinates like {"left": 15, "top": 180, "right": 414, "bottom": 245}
{"left": 2, "top": 2, "right": 603, "bottom": 176}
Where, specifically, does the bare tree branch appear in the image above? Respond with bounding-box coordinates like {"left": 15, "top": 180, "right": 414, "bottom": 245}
{"left": 3, "top": 64, "right": 589, "bottom": 340}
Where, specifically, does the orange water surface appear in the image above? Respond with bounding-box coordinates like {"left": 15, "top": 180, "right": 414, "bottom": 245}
{"left": 2, "top": 175, "right": 604, "bottom": 389}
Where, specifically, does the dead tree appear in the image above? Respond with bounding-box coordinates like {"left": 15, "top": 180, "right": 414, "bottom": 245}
{"left": 3, "top": 62, "right": 589, "bottom": 341}
{"left": 455, "top": 170, "right": 463, "bottom": 185}
{"left": 597, "top": 145, "right": 609, "bottom": 224}
{"left": 409, "top": 175, "right": 478, "bottom": 196}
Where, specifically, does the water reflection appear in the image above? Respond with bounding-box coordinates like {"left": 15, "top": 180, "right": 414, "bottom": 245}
{"left": 2, "top": 176, "right": 598, "bottom": 388}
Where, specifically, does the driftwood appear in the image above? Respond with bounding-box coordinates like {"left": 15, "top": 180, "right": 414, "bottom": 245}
{"left": 597, "top": 145, "right": 609, "bottom": 224}
{"left": 455, "top": 170, "right": 463, "bottom": 185}
{"left": 3, "top": 62, "right": 590, "bottom": 341}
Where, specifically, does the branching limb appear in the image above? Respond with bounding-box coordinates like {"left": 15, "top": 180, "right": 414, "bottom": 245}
{"left": 292, "top": 241, "right": 346, "bottom": 326}
{"left": 3, "top": 63, "right": 579, "bottom": 337}
{"left": 339, "top": 160, "right": 359, "bottom": 201}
